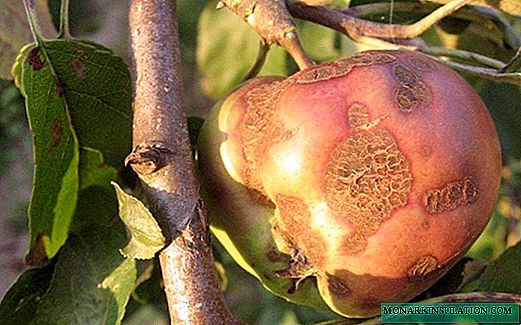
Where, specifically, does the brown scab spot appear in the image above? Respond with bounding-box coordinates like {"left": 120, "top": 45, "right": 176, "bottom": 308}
{"left": 266, "top": 250, "right": 282, "bottom": 263}
{"left": 408, "top": 255, "right": 439, "bottom": 280}
{"left": 275, "top": 194, "right": 311, "bottom": 232}
{"left": 327, "top": 275, "right": 351, "bottom": 298}
{"left": 268, "top": 121, "right": 297, "bottom": 144}
{"left": 348, "top": 51, "right": 397, "bottom": 66}
{"left": 240, "top": 79, "right": 292, "bottom": 194}
{"left": 392, "top": 64, "right": 418, "bottom": 84}
{"left": 48, "top": 119, "right": 63, "bottom": 153}
{"left": 71, "top": 59, "right": 86, "bottom": 79}
{"left": 407, "top": 56, "right": 434, "bottom": 71}
{"left": 27, "top": 47, "right": 44, "bottom": 70}
{"left": 424, "top": 177, "right": 478, "bottom": 213}
{"left": 325, "top": 126, "right": 412, "bottom": 253}
{"left": 361, "top": 300, "right": 381, "bottom": 309}
{"left": 297, "top": 60, "right": 353, "bottom": 84}
{"left": 348, "top": 103, "right": 369, "bottom": 129}
{"left": 395, "top": 81, "right": 431, "bottom": 112}
{"left": 56, "top": 79, "right": 65, "bottom": 97}
{"left": 247, "top": 188, "right": 275, "bottom": 208}
{"left": 343, "top": 231, "right": 367, "bottom": 254}
{"left": 275, "top": 194, "right": 326, "bottom": 263}
{"left": 373, "top": 52, "right": 398, "bottom": 65}
{"left": 25, "top": 233, "right": 49, "bottom": 266}
{"left": 325, "top": 130, "right": 412, "bottom": 232}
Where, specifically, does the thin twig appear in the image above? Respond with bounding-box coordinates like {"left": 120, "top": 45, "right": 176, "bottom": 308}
{"left": 22, "top": 0, "right": 43, "bottom": 45}
{"left": 287, "top": 1, "right": 521, "bottom": 86}
{"left": 420, "top": 46, "right": 506, "bottom": 69}
{"left": 425, "top": 55, "right": 521, "bottom": 85}
{"left": 422, "top": 0, "right": 521, "bottom": 17}
{"left": 280, "top": 31, "right": 314, "bottom": 69}
{"left": 501, "top": 47, "right": 521, "bottom": 72}
{"left": 243, "top": 41, "right": 270, "bottom": 80}
{"left": 58, "top": 0, "right": 71, "bottom": 39}
{"left": 343, "top": 2, "right": 521, "bottom": 50}
{"left": 128, "top": 0, "right": 241, "bottom": 323}
{"left": 221, "top": 0, "right": 313, "bottom": 69}
{"left": 288, "top": 0, "right": 473, "bottom": 41}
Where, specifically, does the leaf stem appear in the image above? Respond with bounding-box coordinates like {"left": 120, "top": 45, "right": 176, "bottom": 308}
{"left": 420, "top": 46, "right": 506, "bottom": 69}
{"left": 243, "top": 41, "right": 270, "bottom": 80}
{"left": 424, "top": 54, "right": 521, "bottom": 85}
{"left": 58, "top": 0, "right": 72, "bottom": 39}
{"left": 501, "top": 47, "right": 521, "bottom": 73}
{"left": 22, "top": 0, "right": 44, "bottom": 45}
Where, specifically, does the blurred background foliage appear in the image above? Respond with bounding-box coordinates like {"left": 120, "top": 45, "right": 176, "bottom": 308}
{"left": 0, "top": 0, "right": 520, "bottom": 324}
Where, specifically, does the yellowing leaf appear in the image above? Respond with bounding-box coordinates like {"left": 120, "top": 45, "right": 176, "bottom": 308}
{"left": 112, "top": 182, "right": 166, "bottom": 260}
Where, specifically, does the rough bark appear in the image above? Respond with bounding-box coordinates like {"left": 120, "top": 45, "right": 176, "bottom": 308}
{"left": 128, "top": 0, "right": 241, "bottom": 323}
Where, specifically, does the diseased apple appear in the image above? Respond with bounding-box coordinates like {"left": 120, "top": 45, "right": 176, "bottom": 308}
{"left": 198, "top": 50, "right": 501, "bottom": 317}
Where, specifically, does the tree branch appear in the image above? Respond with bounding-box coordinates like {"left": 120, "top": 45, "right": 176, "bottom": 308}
{"left": 220, "top": 0, "right": 313, "bottom": 69}
{"left": 343, "top": 2, "right": 521, "bottom": 49}
{"left": 287, "top": 0, "right": 473, "bottom": 41}
{"left": 286, "top": 1, "right": 521, "bottom": 85}
{"left": 128, "top": 0, "right": 241, "bottom": 323}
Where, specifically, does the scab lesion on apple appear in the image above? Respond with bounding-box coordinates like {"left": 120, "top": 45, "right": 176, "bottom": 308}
{"left": 198, "top": 50, "right": 502, "bottom": 318}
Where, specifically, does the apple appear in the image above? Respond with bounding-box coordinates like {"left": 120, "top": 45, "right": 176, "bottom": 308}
{"left": 198, "top": 50, "right": 501, "bottom": 317}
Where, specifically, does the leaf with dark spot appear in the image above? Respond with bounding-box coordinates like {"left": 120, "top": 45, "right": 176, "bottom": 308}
{"left": 48, "top": 118, "right": 63, "bottom": 153}
{"left": 71, "top": 59, "right": 86, "bottom": 79}
{"left": 12, "top": 39, "right": 132, "bottom": 262}
{"left": 27, "top": 47, "right": 44, "bottom": 70}
{"left": 17, "top": 43, "right": 80, "bottom": 263}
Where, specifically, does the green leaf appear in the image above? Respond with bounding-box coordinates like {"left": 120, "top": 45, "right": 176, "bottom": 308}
{"left": 15, "top": 39, "right": 132, "bottom": 263}
{"left": 196, "top": 1, "right": 287, "bottom": 100}
{"left": 32, "top": 226, "right": 137, "bottom": 325}
{"left": 19, "top": 44, "right": 80, "bottom": 262}
{"left": 42, "top": 40, "right": 132, "bottom": 166}
{"left": 72, "top": 185, "right": 119, "bottom": 233}
{"left": 467, "top": 213, "right": 509, "bottom": 261}
{"left": 112, "top": 182, "right": 166, "bottom": 260}
{"left": 80, "top": 148, "right": 118, "bottom": 190}
{"left": 0, "top": 0, "right": 57, "bottom": 80}
{"left": 122, "top": 305, "right": 168, "bottom": 325}
{"left": 0, "top": 264, "right": 54, "bottom": 325}
{"left": 298, "top": 22, "right": 339, "bottom": 63}
{"left": 478, "top": 82, "right": 521, "bottom": 160}
{"left": 131, "top": 259, "right": 167, "bottom": 309}
{"left": 477, "top": 242, "right": 521, "bottom": 294}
